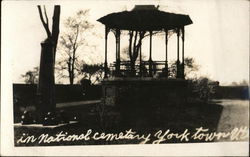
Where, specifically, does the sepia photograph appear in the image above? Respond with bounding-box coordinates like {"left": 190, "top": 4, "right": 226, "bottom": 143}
{"left": 1, "top": 0, "right": 249, "bottom": 156}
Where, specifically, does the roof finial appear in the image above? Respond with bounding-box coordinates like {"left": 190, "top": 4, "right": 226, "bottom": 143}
{"left": 132, "top": 5, "right": 158, "bottom": 11}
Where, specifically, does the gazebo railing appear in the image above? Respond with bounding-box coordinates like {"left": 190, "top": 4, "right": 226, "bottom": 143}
{"left": 108, "top": 60, "right": 177, "bottom": 78}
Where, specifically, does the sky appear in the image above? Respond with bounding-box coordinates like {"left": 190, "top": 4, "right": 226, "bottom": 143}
{"left": 2, "top": 0, "right": 249, "bottom": 85}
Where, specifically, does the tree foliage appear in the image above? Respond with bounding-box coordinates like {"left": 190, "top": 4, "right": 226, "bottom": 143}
{"left": 187, "top": 77, "right": 219, "bottom": 103}
{"left": 21, "top": 67, "right": 39, "bottom": 84}
{"left": 168, "top": 57, "right": 219, "bottom": 103}
{"left": 121, "top": 46, "right": 147, "bottom": 61}
{"left": 169, "top": 57, "right": 200, "bottom": 78}
{"left": 80, "top": 64, "right": 104, "bottom": 84}
{"left": 230, "top": 80, "right": 249, "bottom": 86}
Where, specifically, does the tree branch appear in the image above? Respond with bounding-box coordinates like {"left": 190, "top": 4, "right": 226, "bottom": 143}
{"left": 144, "top": 31, "right": 162, "bottom": 38}
{"left": 132, "top": 31, "right": 138, "bottom": 62}
{"left": 73, "top": 25, "right": 79, "bottom": 51}
{"left": 43, "top": 6, "right": 49, "bottom": 27}
{"left": 37, "top": 5, "right": 51, "bottom": 38}
{"left": 136, "top": 31, "right": 145, "bottom": 53}
{"left": 128, "top": 31, "right": 133, "bottom": 60}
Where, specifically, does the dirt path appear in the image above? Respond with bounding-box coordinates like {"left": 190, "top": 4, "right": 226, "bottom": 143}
{"left": 214, "top": 99, "right": 249, "bottom": 141}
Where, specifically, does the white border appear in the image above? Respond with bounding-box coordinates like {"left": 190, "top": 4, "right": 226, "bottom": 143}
{"left": 1, "top": 0, "right": 249, "bottom": 156}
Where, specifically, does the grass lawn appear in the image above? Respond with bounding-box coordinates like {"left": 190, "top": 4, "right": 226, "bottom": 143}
{"left": 14, "top": 100, "right": 249, "bottom": 146}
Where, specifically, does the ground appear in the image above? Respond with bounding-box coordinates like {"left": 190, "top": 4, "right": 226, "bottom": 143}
{"left": 215, "top": 99, "right": 249, "bottom": 142}
{"left": 14, "top": 99, "right": 249, "bottom": 146}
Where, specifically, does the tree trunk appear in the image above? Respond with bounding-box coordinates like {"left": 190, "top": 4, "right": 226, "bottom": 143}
{"left": 69, "top": 72, "right": 74, "bottom": 85}
{"left": 51, "top": 6, "right": 60, "bottom": 61}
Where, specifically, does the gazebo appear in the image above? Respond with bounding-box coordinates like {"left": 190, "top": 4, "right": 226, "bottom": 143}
{"left": 98, "top": 5, "right": 192, "bottom": 78}
{"left": 97, "top": 5, "right": 193, "bottom": 118}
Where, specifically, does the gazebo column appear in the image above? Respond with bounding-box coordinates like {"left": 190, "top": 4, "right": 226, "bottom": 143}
{"left": 139, "top": 44, "right": 142, "bottom": 77}
{"left": 115, "top": 29, "right": 121, "bottom": 76}
{"left": 104, "top": 26, "right": 109, "bottom": 78}
{"left": 149, "top": 31, "right": 153, "bottom": 77}
{"left": 181, "top": 26, "right": 185, "bottom": 79}
{"left": 164, "top": 29, "right": 169, "bottom": 77}
{"left": 176, "top": 28, "right": 181, "bottom": 78}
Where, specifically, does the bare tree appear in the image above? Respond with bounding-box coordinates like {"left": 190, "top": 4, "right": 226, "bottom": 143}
{"left": 125, "top": 30, "right": 165, "bottom": 76}
{"left": 56, "top": 10, "right": 94, "bottom": 85}
{"left": 128, "top": 31, "right": 146, "bottom": 75}
{"left": 37, "top": 5, "right": 60, "bottom": 123}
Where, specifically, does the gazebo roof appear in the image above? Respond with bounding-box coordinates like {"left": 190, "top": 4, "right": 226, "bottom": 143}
{"left": 97, "top": 5, "right": 193, "bottom": 31}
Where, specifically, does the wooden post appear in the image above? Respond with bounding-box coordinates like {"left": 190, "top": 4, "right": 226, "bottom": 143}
{"left": 115, "top": 29, "right": 121, "bottom": 76}
{"left": 104, "top": 26, "right": 109, "bottom": 78}
{"left": 176, "top": 28, "right": 180, "bottom": 78}
{"left": 149, "top": 31, "right": 153, "bottom": 77}
{"left": 181, "top": 26, "right": 185, "bottom": 79}
{"left": 139, "top": 44, "right": 142, "bottom": 77}
{"left": 165, "top": 29, "right": 168, "bottom": 77}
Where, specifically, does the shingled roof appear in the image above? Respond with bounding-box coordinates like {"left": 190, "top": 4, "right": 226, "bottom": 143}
{"left": 97, "top": 5, "right": 193, "bottom": 31}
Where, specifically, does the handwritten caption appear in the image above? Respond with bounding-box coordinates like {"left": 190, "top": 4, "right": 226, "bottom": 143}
{"left": 17, "top": 127, "right": 249, "bottom": 144}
